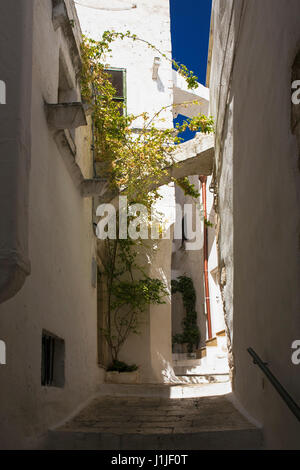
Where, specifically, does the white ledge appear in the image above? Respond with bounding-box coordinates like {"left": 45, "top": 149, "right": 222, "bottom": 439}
{"left": 45, "top": 102, "right": 87, "bottom": 130}
{"left": 173, "top": 70, "right": 210, "bottom": 119}
{"left": 53, "top": 129, "right": 109, "bottom": 198}
{"left": 52, "top": 0, "right": 82, "bottom": 75}
{"left": 54, "top": 129, "right": 214, "bottom": 201}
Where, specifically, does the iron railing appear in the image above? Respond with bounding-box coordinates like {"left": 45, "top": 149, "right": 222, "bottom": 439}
{"left": 247, "top": 347, "right": 300, "bottom": 422}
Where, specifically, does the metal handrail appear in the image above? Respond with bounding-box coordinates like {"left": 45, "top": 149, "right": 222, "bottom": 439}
{"left": 247, "top": 347, "right": 300, "bottom": 422}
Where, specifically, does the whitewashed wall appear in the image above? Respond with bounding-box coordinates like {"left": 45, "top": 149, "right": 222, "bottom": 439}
{"left": 0, "top": 0, "right": 104, "bottom": 449}
{"left": 76, "top": 0, "right": 175, "bottom": 382}
{"left": 209, "top": 0, "right": 300, "bottom": 449}
{"left": 76, "top": 0, "right": 174, "bottom": 128}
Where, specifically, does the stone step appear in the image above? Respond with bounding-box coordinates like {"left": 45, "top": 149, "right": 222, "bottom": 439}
{"left": 194, "top": 330, "right": 228, "bottom": 361}
{"left": 174, "top": 362, "right": 229, "bottom": 376}
{"left": 172, "top": 353, "right": 198, "bottom": 361}
{"left": 173, "top": 353, "right": 228, "bottom": 366}
{"left": 176, "top": 374, "right": 230, "bottom": 384}
{"left": 216, "top": 335, "right": 228, "bottom": 353}
{"left": 206, "top": 337, "right": 218, "bottom": 347}
{"left": 205, "top": 344, "right": 224, "bottom": 358}
{"left": 216, "top": 329, "right": 226, "bottom": 337}
{"left": 96, "top": 381, "right": 232, "bottom": 398}
{"left": 43, "top": 394, "right": 263, "bottom": 450}
{"left": 173, "top": 359, "right": 203, "bottom": 366}
{"left": 45, "top": 427, "right": 263, "bottom": 450}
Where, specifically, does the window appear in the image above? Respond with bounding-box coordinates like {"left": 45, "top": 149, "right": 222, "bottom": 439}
{"left": 41, "top": 331, "right": 65, "bottom": 387}
{"left": 104, "top": 68, "right": 126, "bottom": 115}
{"left": 181, "top": 216, "right": 188, "bottom": 247}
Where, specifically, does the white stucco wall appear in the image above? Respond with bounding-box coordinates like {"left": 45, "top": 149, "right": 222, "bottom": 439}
{"left": 75, "top": 0, "right": 173, "bottom": 128}
{"left": 171, "top": 178, "right": 206, "bottom": 349}
{"left": 76, "top": 0, "right": 175, "bottom": 383}
{"left": 0, "top": 0, "right": 33, "bottom": 304}
{"left": 209, "top": 0, "right": 300, "bottom": 449}
{"left": 206, "top": 176, "right": 225, "bottom": 336}
{"left": 171, "top": 174, "right": 225, "bottom": 349}
{"left": 0, "top": 0, "right": 104, "bottom": 449}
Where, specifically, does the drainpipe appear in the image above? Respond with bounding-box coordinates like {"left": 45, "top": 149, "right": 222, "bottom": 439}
{"left": 199, "top": 175, "right": 213, "bottom": 339}
{"left": 0, "top": 0, "right": 34, "bottom": 303}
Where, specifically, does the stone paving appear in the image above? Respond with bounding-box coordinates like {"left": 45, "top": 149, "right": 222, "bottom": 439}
{"left": 44, "top": 394, "right": 263, "bottom": 449}
{"left": 59, "top": 395, "right": 258, "bottom": 435}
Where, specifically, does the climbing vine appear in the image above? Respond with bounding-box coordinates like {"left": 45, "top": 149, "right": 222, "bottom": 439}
{"left": 175, "top": 177, "right": 200, "bottom": 199}
{"left": 80, "top": 31, "right": 214, "bottom": 209}
{"left": 100, "top": 236, "right": 168, "bottom": 367}
{"left": 80, "top": 31, "right": 212, "bottom": 367}
{"left": 172, "top": 276, "right": 200, "bottom": 353}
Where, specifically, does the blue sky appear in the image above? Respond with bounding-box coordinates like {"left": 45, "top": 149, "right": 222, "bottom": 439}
{"left": 170, "top": 0, "right": 212, "bottom": 140}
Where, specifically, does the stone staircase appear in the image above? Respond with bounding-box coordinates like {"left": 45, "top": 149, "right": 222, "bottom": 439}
{"left": 43, "top": 392, "right": 263, "bottom": 450}
{"left": 173, "top": 330, "right": 230, "bottom": 384}
{"left": 41, "top": 331, "right": 263, "bottom": 450}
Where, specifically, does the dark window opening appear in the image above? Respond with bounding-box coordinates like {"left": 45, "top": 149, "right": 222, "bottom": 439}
{"left": 41, "top": 331, "right": 65, "bottom": 387}
{"left": 181, "top": 216, "right": 188, "bottom": 247}
{"left": 104, "top": 68, "right": 126, "bottom": 116}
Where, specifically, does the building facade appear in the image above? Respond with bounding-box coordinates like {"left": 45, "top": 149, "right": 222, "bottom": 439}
{"left": 3, "top": 0, "right": 298, "bottom": 451}
{"left": 0, "top": 0, "right": 218, "bottom": 447}
{"left": 208, "top": 0, "right": 300, "bottom": 449}
{"left": 0, "top": 0, "right": 104, "bottom": 448}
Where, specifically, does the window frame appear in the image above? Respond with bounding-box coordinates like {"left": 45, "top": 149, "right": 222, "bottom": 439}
{"left": 41, "top": 330, "right": 65, "bottom": 388}
{"left": 104, "top": 67, "right": 127, "bottom": 116}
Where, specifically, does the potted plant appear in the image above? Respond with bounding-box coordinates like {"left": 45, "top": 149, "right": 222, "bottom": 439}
{"left": 105, "top": 360, "right": 139, "bottom": 384}
{"left": 100, "top": 237, "right": 168, "bottom": 383}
